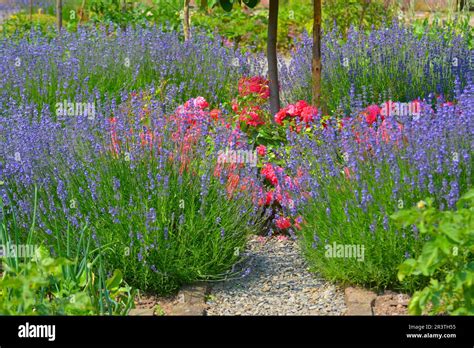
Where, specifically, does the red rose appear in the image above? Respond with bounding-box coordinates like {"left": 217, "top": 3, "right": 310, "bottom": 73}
{"left": 238, "top": 76, "right": 270, "bottom": 99}
{"left": 275, "top": 216, "right": 291, "bottom": 230}
{"left": 300, "top": 106, "right": 318, "bottom": 123}
{"left": 287, "top": 104, "right": 298, "bottom": 116}
{"left": 295, "top": 100, "right": 308, "bottom": 114}
{"left": 261, "top": 163, "right": 278, "bottom": 186}
{"left": 256, "top": 145, "right": 267, "bottom": 156}
{"left": 275, "top": 108, "right": 288, "bottom": 125}
{"left": 210, "top": 109, "right": 220, "bottom": 121}
{"left": 364, "top": 104, "right": 381, "bottom": 125}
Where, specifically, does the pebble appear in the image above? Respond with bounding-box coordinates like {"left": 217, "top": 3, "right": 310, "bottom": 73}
{"left": 205, "top": 236, "right": 346, "bottom": 315}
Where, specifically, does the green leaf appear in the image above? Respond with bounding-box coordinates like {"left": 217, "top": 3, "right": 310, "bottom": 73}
{"left": 398, "top": 258, "right": 417, "bottom": 281}
{"left": 459, "top": 188, "right": 474, "bottom": 204}
{"left": 33, "top": 245, "right": 50, "bottom": 262}
{"left": 219, "top": 0, "right": 234, "bottom": 11}
{"left": 418, "top": 241, "right": 440, "bottom": 276}
{"left": 408, "top": 291, "right": 422, "bottom": 315}
{"left": 390, "top": 209, "right": 419, "bottom": 227}
{"left": 106, "top": 269, "right": 123, "bottom": 291}
{"left": 440, "top": 222, "right": 463, "bottom": 244}
{"left": 435, "top": 235, "right": 452, "bottom": 255}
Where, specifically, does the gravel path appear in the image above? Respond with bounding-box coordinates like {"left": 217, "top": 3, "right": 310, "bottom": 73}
{"left": 205, "top": 236, "right": 346, "bottom": 315}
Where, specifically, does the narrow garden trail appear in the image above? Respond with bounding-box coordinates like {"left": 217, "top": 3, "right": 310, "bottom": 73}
{"left": 205, "top": 236, "right": 346, "bottom": 315}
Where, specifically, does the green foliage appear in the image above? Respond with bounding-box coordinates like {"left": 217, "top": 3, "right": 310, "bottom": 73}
{"left": 0, "top": 190, "right": 136, "bottom": 315}
{"left": 393, "top": 190, "right": 474, "bottom": 315}
{"left": 150, "top": 0, "right": 183, "bottom": 32}
{"left": 0, "top": 248, "right": 136, "bottom": 315}
{"left": 194, "top": 0, "right": 398, "bottom": 53}
{"left": 0, "top": 246, "right": 94, "bottom": 315}
{"left": 321, "top": 0, "right": 398, "bottom": 35}
{"left": 411, "top": 12, "right": 473, "bottom": 50}
{"left": 87, "top": 0, "right": 154, "bottom": 28}
{"left": 0, "top": 13, "right": 60, "bottom": 38}
{"left": 217, "top": 0, "right": 260, "bottom": 12}
{"left": 193, "top": 5, "right": 268, "bottom": 51}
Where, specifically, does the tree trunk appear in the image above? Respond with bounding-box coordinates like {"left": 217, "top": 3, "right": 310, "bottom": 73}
{"left": 80, "top": 0, "right": 86, "bottom": 24}
{"left": 183, "top": 0, "right": 191, "bottom": 41}
{"left": 56, "top": 0, "right": 62, "bottom": 32}
{"left": 200, "top": 0, "right": 208, "bottom": 12}
{"left": 121, "top": 0, "right": 127, "bottom": 31}
{"left": 312, "top": 0, "right": 322, "bottom": 107}
{"left": 267, "top": 0, "right": 280, "bottom": 116}
{"left": 359, "top": 0, "right": 371, "bottom": 32}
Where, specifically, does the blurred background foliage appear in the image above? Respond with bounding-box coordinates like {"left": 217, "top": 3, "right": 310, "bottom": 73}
{"left": 0, "top": 0, "right": 472, "bottom": 51}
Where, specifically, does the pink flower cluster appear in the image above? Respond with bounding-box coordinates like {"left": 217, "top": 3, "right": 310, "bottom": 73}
{"left": 275, "top": 100, "right": 318, "bottom": 127}
{"left": 238, "top": 76, "right": 270, "bottom": 100}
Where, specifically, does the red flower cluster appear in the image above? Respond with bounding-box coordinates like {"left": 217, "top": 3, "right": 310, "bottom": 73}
{"left": 261, "top": 163, "right": 282, "bottom": 186}
{"left": 275, "top": 100, "right": 318, "bottom": 126}
{"left": 256, "top": 145, "right": 267, "bottom": 157}
{"left": 237, "top": 105, "right": 265, "bottom": 127}
{"left": 231, "top": 76, "right": 273, "bottom": 129}
{"left": 238, "top": 76, "right": 270, "bottom": 100}
{"left": 275, "top": 215, "right": 304, "bottom": 231}
{"left": 363, "top": 104, "right": 383, "bottom": 125}
{"left": 275, "top": 216, "right": 291, "bottom": 230}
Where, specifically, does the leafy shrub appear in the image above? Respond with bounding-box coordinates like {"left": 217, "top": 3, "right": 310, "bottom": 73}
{"left": 411, "top": 12, "right": 473, "bottom": 49}
{"left": 393, "top": 189, "right": 474, "bottom": 315}
{"left": 193, "top": 0, "right": 398, "bottom": 53}
{"left": 0, "top": 247, "right": 96, "bottom": 315}
{"left": 0, "top": 13, "right": 60, "bottom": 38}
{"left": 87, "top": 0, "right": 155, "bottom": 28}
{"left": 321, "top": 0, "right": 398, "bottom": 35}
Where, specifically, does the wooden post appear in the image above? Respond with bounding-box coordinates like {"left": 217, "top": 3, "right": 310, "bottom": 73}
{"left": 183, "top": 0, "right": 191, "bottom": 41}
{"left": 267, "top": 0, "right": 280, "bottom": 116}
{"left": 56, "top": 0, "right": 63, "bottom": 32}
{"left": 311, "top": 0, "right": 322, "bottom": 107}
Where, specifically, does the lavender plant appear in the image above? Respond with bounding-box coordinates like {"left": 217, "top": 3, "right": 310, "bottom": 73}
{"left": 0, "top": 92, "right": 263, "bottom": 294}
{"left": 0, "top": 25, "right": 255, "bottom": 113}
{"left": 286, "top": 83, "right": 474, "bottom": 291}
{"left": 283, "top": 21, "right": 472, "bottom": 113}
